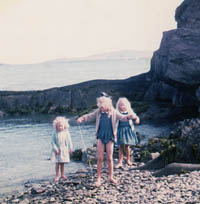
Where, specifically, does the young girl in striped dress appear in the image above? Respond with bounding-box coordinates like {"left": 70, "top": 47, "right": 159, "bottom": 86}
{"left": 115, "top": 97, "right": 140, "bottom": 168}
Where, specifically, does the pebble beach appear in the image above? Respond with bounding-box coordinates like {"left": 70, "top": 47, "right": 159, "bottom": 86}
{"left": 1, "top": 162, "right": 200, "bottom": 204}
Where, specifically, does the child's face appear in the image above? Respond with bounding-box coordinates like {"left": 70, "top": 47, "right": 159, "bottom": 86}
{"left": 118, "top": 101, "right": 127, "bottom": 112}
{"left": 100, "top": 105, "right": 108, "bottom": 112}
{"left": 56, "top": 122, "right": 65, "bottom": 131}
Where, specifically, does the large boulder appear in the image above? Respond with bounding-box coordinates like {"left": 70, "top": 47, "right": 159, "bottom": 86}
{"left": 175, "top": 0, "right": 200, "bottom": 30}
{"left": 145, "top": 0, "right": 200, "bottom": 117}
{"left": 150, "top": 28, "right": 200, "bottom": 89}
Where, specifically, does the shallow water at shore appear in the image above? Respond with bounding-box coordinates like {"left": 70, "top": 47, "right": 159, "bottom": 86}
{"left": 0, "top": 114, "right": 171, "bottom": 196}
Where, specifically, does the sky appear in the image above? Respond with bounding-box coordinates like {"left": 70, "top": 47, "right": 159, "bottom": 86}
{"left": 0, "top": 0, "right": 183, "bottom": 64}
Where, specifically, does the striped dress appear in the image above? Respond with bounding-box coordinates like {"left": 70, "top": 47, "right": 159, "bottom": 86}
{"left": 117, "top": 112, "right": 138, "bottom": 146}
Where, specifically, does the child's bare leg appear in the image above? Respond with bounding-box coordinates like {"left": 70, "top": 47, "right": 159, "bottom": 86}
{"left": 96, "top": 139, "right": 104, "bottom": 186}
{"left": 116, "top": 145, "right": 123, "bottom": 168}
{"left": 106, "top": 141, "right": 117, "bottom": 183}
{"left": 55, "top": 163, "right": 59, "bottom": 181}
{"left": 61, "top": 163, "right": 67, "bottom": 179}
{"left": 125, "top": 145, "right": 132, "bottom": 165}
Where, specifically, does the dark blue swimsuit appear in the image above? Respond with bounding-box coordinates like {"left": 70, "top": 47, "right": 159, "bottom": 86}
{"left": 97, "top": 112, "right": 114, "bottom": 144}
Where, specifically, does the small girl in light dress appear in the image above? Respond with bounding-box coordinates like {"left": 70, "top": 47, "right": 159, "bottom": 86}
{"left": 115, "top": 97, "right": 140, "bottom": 168}
{"left": 77, "top": 95, "right": 136, "bottom": 187}
{"left": 52, "top": 116, "right": 73, "bottom": 182}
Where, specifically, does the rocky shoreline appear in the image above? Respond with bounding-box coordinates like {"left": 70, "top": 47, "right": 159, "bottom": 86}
{"left": 1, "top": 161, "right": 200, "bottom": 203}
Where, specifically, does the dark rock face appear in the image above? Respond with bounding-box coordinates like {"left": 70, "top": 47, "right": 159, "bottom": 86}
{"left": 150, "top": 29, "right": 200, "bottom": 88}
{"left": 0, "top": 74, "right": 151, "bottom": 115}
{"left": 146, "top": 0, "right": 200, "bottom": 116}
{"left": 175, "top": 0, "right": 200, "bottom": 30}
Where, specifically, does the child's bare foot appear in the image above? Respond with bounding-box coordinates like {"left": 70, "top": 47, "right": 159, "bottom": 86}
{"left": 55, "top": 177, "right": 59, "bottom": 182}
{"left": 109, "top": 178, "right": 118, "bottom": 184}
{"left": 126, "top": 160, "right": 133, "bottom": 166}
{"left": 61, "top": 175, "right": 67, "bottom": 180}
{"left": 94, "top": 179, "right": 101, "bottom": 187}
{"left": 115, "top": 163, "right": 123, "bottom": 169}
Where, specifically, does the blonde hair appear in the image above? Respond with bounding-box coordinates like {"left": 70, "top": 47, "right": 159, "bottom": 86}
{"left": 116, "top": 97, "right": 133, "bottom": 114}
{"left": 97, "top": 96, "right": 113, "bottom": 117}
{"left": 53, "top": 116, "right": 69, "bottom": 130}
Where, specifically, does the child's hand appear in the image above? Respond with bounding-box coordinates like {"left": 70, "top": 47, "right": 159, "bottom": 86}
{"left": 77, "top": 116, "right": 84, "bottom": 124}
{"left": 55, "top": 150, "right": 60, "bottom": 155}
{"left": 127, "top": 114, "right": 136, "bottom": 120}
{"left": 114, "top": 135, "right": 117, "bottom": 143}
{"left": 135, "top": 117, "right": 140, "bottom": 125}
{"left": 77, "top": 118, "right": 82, "bottom": 124}
{"left": 69, "top": 149, "right": 72, "bottom": 154}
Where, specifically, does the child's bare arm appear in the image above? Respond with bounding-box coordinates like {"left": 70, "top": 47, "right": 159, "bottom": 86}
{"left": 116, "top": 110, "right": 135, "bottom": 121}
{"left": 116, "top": 110, "right": 139, "bottom": 124}
{"left": 134, "top": 116, "right": 140, "bottom": 124}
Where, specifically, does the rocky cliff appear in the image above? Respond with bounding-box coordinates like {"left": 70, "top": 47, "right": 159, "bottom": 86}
{"left": 0, "top": 74, "right": 150, "bottom": 116}
{"left": 145, "top": 0, "right": 200, "bottom": 118}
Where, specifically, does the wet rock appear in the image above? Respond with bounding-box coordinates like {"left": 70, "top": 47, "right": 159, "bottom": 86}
{"left": 71, "top": 149, "right": 83, "bottom": 161}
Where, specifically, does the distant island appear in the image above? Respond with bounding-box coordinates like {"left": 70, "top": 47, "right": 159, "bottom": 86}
{"left": 42, "top": 50, "right": 153, "bottom": 64}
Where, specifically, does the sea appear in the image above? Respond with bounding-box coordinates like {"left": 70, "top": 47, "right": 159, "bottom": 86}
{"left": 0, "top": 57, "right": 151, "bottom": 91}
{"left": 0, "top": 56, "right": 172, "bottom": 196}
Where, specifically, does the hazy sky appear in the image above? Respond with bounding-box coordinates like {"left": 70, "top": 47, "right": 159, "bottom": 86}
{"left": 0, "top": 0, "right": 183, "bottom": 64}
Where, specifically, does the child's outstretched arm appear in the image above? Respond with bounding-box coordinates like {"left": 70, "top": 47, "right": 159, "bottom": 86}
{"left": 134, "top": 116, "right": 140, "bottom": 124}
{"left": 129, "top": 110, "right": 140, "bottom": 124}
{"left": 77, "top": 116, "right": 85, "bottom": 124}
{"left": 130, "top": 110, "right": 140, "bottom": 125}
{"left": 77, "top": 109, "right": 98, "bottom": 124}
{"left": 116, "top": 109, "right": 140, "bottom": 124}
{"left": 116, "top": 110, "right": 134, "bottom": 121}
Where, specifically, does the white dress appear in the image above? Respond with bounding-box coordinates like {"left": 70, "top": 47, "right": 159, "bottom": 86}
{"left": 51, "top": 130, "right": 73, "bottom": 163}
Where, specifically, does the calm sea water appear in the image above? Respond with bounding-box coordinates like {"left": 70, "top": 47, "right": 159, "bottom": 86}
{"left": 0, "top": 57, "right": 171, "bottom": 196}
{"left": 0, "top": 58, "right": 150, "bottom": 91}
